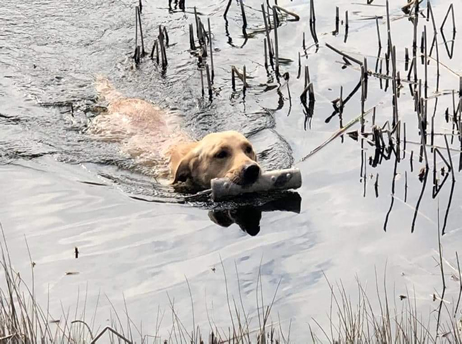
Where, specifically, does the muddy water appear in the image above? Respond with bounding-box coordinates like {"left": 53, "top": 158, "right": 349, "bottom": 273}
{"left": 1, "top": 0, "right": 462, "bottom": 341}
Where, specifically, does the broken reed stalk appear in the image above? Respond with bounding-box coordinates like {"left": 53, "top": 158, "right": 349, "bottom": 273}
{"left": 261, "top": 4, "right": 274, "bottom": 66}
{"left": 344, "top": 11, "right": 349, "bottom": 43}
{"left": 304, "top": 66, "right": 310, "bottom": 90}
{"left": 363, "top": 57, "right": 368, "bottom": 100}
{"left": 189, "top": 24, "right": 196, "bottom": 50}
{"left": 163, "top": 27, "right": 169, "bottom": 47}
{"left": 278, "top": 72, "right": 293, "bottom": 115}
{"left": 440, "top": 3, "right": 456, "bottom": 34}
{"left": 339, "top": 86, "right": 344, "bottom": 135}
{"left": 428, "top": 1, "right": 440, "bottom": 93}
{"left": 133, "top": 7, "right": 139, "bottom": 60}
{"left": 231, "top": 67, "right": 236, "bottom": 91}
{"left": 325, "top": 43, "right": 362, "bottom": 66}
{"left": 391, "top": 45, "right": 399, "bottom": 129}
{"left": 200, "top": 69, "right": 205, "bottom": 97}
{"left": 137, "top": 6, "right": 146, "bottom": 56}
{"left": 362, "top": 149, "right": 367, "bottom": 197}
{"left": 300, "top": 107, "right": 376, "bottom": 162}
{"left": 273, "top": 7, "right": 280, "bottom": 77}
{"left": 420, "top": 30, "right": 425, "bottom": 64}
{"left": 459, "top": 77, "right": 462, "bottom": 171}
{"left": 158, "top": 26, "right": 168, "bottom": 69}
{"left": 383, "top": 154, "right": 399, "bottom": 232}
{"left": 451, "top": 90, "right": 456, "bottom": 142}
{"left": 385, "top": 0, "right": 393, "bottom": 59}
{"left": 194, "top": 7, "right": 200, "bottom": 43}
{"left": 412, "top": 0, "right": 419, "bottom": 90}
{"left": 264, "top": 38, "right": 269, "bottom": 70}
{"left": 224, "top": 0, "right": 232, "bottom": 20}
{"left": 424, "top": 25, "right": 428, "bottom": 101}
{"left": 384, "top": 50, "right": 390, "bottom": 92}
{"left": 309, "top": 0, "right": 319, "bottom": 46}
{"left": 405, "top": 48, "right": 409, "bottom": 71}
{"left": 134, "top": 46, "right": 141, "bottom": 65}
{"left": 297, "top": 51, "right": 301, "bottom": 78}
{"left": 375, "top": 16, "right": 382, "bottom": 49}
{"left": 198, "top": 19, "right": 207, "bottom": 48}
{"left": 406, "top": 59, "right": 413, "bottom": 84}
{"left": 301, "top": 82, "right": 314, "bottom": 130}
{"left": 334, "top": 6, "right": 339, "bottom": 35}
{"left": 150, "top": 40, "right": 158, "bottom": 60}
{"left": 403, "top": 121, "right": 407, "bottom": 159}
{"left": 404, "top": 171, "right": 408, "bottom": 202}
{"left": 155, "top": 42, "right": 160, "bottom": 64}
{"left": 410, "top": 150, "right": 414, "bottom": 172}
{"left": 379, "top": 59, "right": 383, "bottom": 89}
{"left": 360, "top": 65, "right": 366, "bottom": 134}
{"left": 206, "top": 64, "right": 213, "bottom": 100}
{"left": 239, "top": 0, "right": 248, "bottom": 38}
{"left": 300, "top": 65, "right": 315, "bottom": 129}
{"left": 411, "top": 105, "right": 430, "bottom": 233}
{"left": 243, "top": 66, "right": 247, "bottom": 94}
{"left": 207, "top": 18, "right": 215, "bottom": 82}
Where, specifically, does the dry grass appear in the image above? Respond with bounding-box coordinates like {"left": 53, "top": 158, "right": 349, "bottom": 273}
{"left": 309, "top": 271, "right": 462, "bottom": 343}
{"left": 1, "top": 220, "right": 462, "bottom": 343}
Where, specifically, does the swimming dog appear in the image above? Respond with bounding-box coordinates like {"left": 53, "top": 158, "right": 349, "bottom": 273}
{"left": 91, "top": 76, "right": 261, "bottom": 190}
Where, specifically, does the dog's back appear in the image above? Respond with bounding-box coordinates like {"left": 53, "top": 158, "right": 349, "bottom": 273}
{"left": 90, "top": 76, "right": 190, "bottom": 179}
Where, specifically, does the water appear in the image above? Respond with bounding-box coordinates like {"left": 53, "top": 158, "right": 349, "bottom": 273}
{"left": 1, "top": 0, "right": 462, "bottom": 341}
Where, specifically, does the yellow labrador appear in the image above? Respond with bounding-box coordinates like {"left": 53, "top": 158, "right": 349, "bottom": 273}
{"left": 91, "top": 76, "right": 261, "bottom": 190}
{"left": 168, "top": 131, "right": 261, "bottom": 189}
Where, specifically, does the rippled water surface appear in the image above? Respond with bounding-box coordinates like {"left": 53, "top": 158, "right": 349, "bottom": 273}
{"left": 1, "top": 0, "right": 462, "bottom": 341}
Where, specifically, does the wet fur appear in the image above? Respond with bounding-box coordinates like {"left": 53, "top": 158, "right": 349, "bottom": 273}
{"left": 91, "top": 76, "right": 260, "bottom": 189}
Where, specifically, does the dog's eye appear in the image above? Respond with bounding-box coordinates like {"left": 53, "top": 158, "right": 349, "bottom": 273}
{"left": 244, "top": 145, "right": 253, "bottom": 154}
{"left": 215, "top": 150, "right": 228, "bottom": 159}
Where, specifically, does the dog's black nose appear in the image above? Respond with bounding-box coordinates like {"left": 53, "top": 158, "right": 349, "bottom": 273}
{"left": 243, "top": 164, "right": 260, "bottom": 184}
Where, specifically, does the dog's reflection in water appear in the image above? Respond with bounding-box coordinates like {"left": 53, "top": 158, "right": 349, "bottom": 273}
{"left": 208, "top": 192, "right": 302, "bottom": 236}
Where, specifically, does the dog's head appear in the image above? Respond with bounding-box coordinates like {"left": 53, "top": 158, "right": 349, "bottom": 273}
{"left": 171, "top": 131, "right": 261, "bottom": 189}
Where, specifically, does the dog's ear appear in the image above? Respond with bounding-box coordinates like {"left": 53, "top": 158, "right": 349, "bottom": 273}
{"left": 172, "top": 154, "right": 195, "bottom": 184}
{"left": 169, "top": 142, "right": 199, "bottom": 184}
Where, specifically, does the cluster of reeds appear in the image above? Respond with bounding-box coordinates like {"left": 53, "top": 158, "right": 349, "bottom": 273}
{"left": 150, "top": 25, "right": 169, "bottom": 72}
{"left": 188, "top": 9, "right": 215, "bottom": 100}
{"left": 293, "top": 0, "right": 461, "bottom": 235}
{"left": 131, "top": 3, "right": 170, "bottom": 72}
